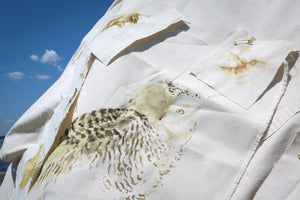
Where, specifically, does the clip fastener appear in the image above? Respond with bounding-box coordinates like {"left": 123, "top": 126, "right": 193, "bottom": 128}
{"left": 234, "top": 39, "right": 253, "bottom": 46}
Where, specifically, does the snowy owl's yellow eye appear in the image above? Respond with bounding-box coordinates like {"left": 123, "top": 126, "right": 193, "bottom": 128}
{"left": 176, "top": 108, "right": 184, "bottom": 115}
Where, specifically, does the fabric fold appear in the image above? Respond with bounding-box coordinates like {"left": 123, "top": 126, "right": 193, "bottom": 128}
{"left": 188, "top": 31, "right": 292, "bottom": 108}
{"left": 88, "top": 0, "right": 188, "bottom": 65}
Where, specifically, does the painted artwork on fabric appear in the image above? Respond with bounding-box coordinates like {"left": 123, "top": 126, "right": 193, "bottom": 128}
{"left": 30, "top": 81, "right": 200, "bottom": 200}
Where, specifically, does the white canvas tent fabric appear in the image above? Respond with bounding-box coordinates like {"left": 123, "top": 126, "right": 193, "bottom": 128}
{"left": 1, "top": 0, "right": 300, "bottom": 199}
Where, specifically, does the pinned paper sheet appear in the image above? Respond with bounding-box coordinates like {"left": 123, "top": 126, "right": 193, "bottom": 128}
{"left": 189, "top": 35, "right": 292, "bottom": 108}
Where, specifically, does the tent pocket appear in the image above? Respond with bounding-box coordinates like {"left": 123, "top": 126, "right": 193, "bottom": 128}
{"left": 88, "top": 0, "right": 187, "bottom": 65}
{"left": 188, "top": 32, "right": 292, "bottom": 108}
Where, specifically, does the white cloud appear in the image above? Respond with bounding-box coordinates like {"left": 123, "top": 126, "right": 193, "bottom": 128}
{"left": 30, "top": 54, "right": 39, "bottom": 61}
{"left": 36, "top": 74, "right": 51, "bottom": 80}
{"left": 30, "top": 49, "right": 63, "bottom": 69}
{"left": 57, "top": 65, "right": 64, "bottom": 72}
{"left": 7, "top": 71, "right": 25, "bottom": 81}
{"left": 5, "top": 120, "right": 14, "bottom": 124}
{"left": 40, "top": 50, "right": 62, "bottom": 65}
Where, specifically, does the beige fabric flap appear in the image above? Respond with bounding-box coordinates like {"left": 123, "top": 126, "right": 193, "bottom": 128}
{"left": 188, "top": 31, "right": 292, "bottom": 108}
{"left": 88, "top": 0, "right": 187, "bottom": 65}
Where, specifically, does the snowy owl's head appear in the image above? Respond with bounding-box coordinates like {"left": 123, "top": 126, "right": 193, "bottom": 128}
{"left": 129, "top": 82, "right": 173, "bottom": 124}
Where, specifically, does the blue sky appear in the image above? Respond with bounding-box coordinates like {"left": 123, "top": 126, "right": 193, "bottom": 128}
{"left": 0, "top": 0, "right": 114, "bottom": 136}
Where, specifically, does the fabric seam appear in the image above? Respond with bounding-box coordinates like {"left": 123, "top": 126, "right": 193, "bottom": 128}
{"left": 227, "top": 59, "right": 290, "bottom": 200}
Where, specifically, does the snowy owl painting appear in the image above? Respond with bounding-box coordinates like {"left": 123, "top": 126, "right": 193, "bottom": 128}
{"left": 34, "top": 81, "right": 200, "bottom": 200}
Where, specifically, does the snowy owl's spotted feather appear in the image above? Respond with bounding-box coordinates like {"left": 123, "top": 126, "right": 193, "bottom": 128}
{"left": 36, "top": 81, "right": 199, "bottom": 200}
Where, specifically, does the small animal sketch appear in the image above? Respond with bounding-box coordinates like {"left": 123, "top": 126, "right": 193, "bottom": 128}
{"left": 220, "top": 52, "right": 264, "bottom": 74}
{"left": 102, "top": 13, "right": 140, "bottom": 32}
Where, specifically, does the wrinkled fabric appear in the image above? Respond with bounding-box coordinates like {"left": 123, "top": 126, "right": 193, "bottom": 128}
{"left": 89, "top": 0, "right": 187, "bottom": 65}
{"left": 1, "top": 0, "right": 300, "bottom": 200}
{"left": 189, "top": 31, "right": 292, "bottom": 108}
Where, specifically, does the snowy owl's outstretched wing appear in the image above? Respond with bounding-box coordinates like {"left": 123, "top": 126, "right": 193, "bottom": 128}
{"left": 37, "top": 108, "right": 168, "bottom": 198}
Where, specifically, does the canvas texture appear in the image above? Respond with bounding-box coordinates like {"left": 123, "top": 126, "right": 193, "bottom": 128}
{"left": 1, "top": 0, "right": 300, "bottom": 200}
